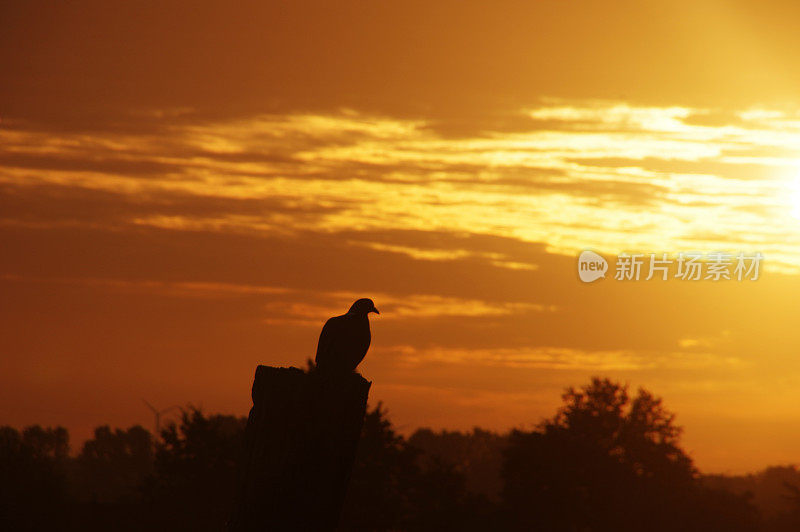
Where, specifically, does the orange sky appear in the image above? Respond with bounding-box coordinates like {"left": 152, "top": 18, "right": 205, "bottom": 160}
{"left": 4, "top": 0, "right": 800, "bottom": 473}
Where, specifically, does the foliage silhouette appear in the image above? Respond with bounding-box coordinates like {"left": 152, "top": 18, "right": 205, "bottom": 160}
{"left": 74, "top": 425, "right": 153, "bottom": 503}
{"left": 340, "top": 403, "right": 496, "bottom": 531}
{"left": 1, "top": 376, "right": 797, "bottom": 530}
{"left": 146, "top": 407, "right": 247, "bottom": 531}
{"left": 0, "top": 425, "right": 69, "bottom": 530}
{"left": 501, "top": 377, "right": 757, "bottom": 531}
{"left": 409, "top": 427, "right": 506, "bottom": 500}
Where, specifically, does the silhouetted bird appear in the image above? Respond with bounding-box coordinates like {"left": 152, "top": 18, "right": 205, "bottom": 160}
{"left": 315, "top": 298, "right": 379, "bottom": 372}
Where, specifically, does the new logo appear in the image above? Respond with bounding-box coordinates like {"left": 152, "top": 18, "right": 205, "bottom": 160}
{"left": 578, "top": 250, "right": 608, "bottom": 283}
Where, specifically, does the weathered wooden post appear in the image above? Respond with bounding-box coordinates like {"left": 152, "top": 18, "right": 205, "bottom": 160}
{"left": 228, "top": 365, "right": 371, "bottom": 531}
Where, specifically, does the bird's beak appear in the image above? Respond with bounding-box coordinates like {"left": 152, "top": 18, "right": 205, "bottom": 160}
{"left": 372, "top": 308, "right": 380, "bottom": 314}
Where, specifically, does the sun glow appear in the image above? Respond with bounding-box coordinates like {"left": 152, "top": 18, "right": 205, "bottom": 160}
{"left": 790, "top": 173, "right": 800, "bottom": 220}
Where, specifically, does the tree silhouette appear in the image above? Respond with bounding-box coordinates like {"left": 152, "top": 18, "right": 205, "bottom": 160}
{"left": 409, "top": 427, "right": 506, "bottom": 500}
{"left": 75, "top": 425, "right": 153, "bottom": 503}
{"left": 502, "top": 377, "right": 757, "bottom": 531}
{"left": 0, "top": 425, "right": 69, "bottom": 529}
{"left": 0, "top": 379, "right": 785, "bottom": 530}
{"left": 340, "top": 403, "right": 419, "bottom": 530}
{"left": 146, "top": 407, "right": 247, "bottom": 531}
{"left": 340, "top": 403, "right": 496, "bottom": 531}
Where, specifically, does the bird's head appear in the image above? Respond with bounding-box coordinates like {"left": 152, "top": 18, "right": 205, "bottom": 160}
{"left": 348, "top": 298, "right": 380, "bottom": 316}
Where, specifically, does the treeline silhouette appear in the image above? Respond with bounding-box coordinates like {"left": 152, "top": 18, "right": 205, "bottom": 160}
{"left": 2, "top": 377, "right": 799, "bottom": 531}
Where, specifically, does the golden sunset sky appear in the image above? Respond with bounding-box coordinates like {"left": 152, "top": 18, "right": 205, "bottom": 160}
{"left": 3, "top": 0, "right": 800, "bottom": 473}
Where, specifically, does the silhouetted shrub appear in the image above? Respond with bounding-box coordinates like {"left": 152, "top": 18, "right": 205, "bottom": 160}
{"left": 502, "top": 377, "right": 758, "bottom": 531}
{"left": 0, "top": 425, "right": 69, "bottom": 530}
{"left": 409, "top": 427, "right": 506, "bottom": 500}
{"left": 74, "top": 425, "right": 153, "bottom": 503}
{"left": 145, "top": 407, "right": 247, "bottom": 531}
{"left": 0, "top": 377, "right": 791, "bottom": 530}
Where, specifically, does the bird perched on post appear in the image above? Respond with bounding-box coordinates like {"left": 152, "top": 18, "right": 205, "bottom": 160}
{"left": 315, "top": 298, "right": 379, "bottom": 373}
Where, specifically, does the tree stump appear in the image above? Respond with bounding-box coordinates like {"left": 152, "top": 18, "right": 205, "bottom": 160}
{"left": 228, "top": 365, "right": 371, "bottom": 531}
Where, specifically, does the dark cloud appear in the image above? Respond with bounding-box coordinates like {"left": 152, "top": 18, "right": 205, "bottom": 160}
{"left": 0, "top": 219, "right": 787, "bottom": 352}
{"left": 0, "top": 152, "right": 186, "bottom": 176}
{"left": 419, "top": 114, "right": 671, "bottom": 139}
{"left": 4, "top": 0, "right": 800, "bottom": 132}
{"left": 0, "top": 182, "right": 348, "bottom": 227}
